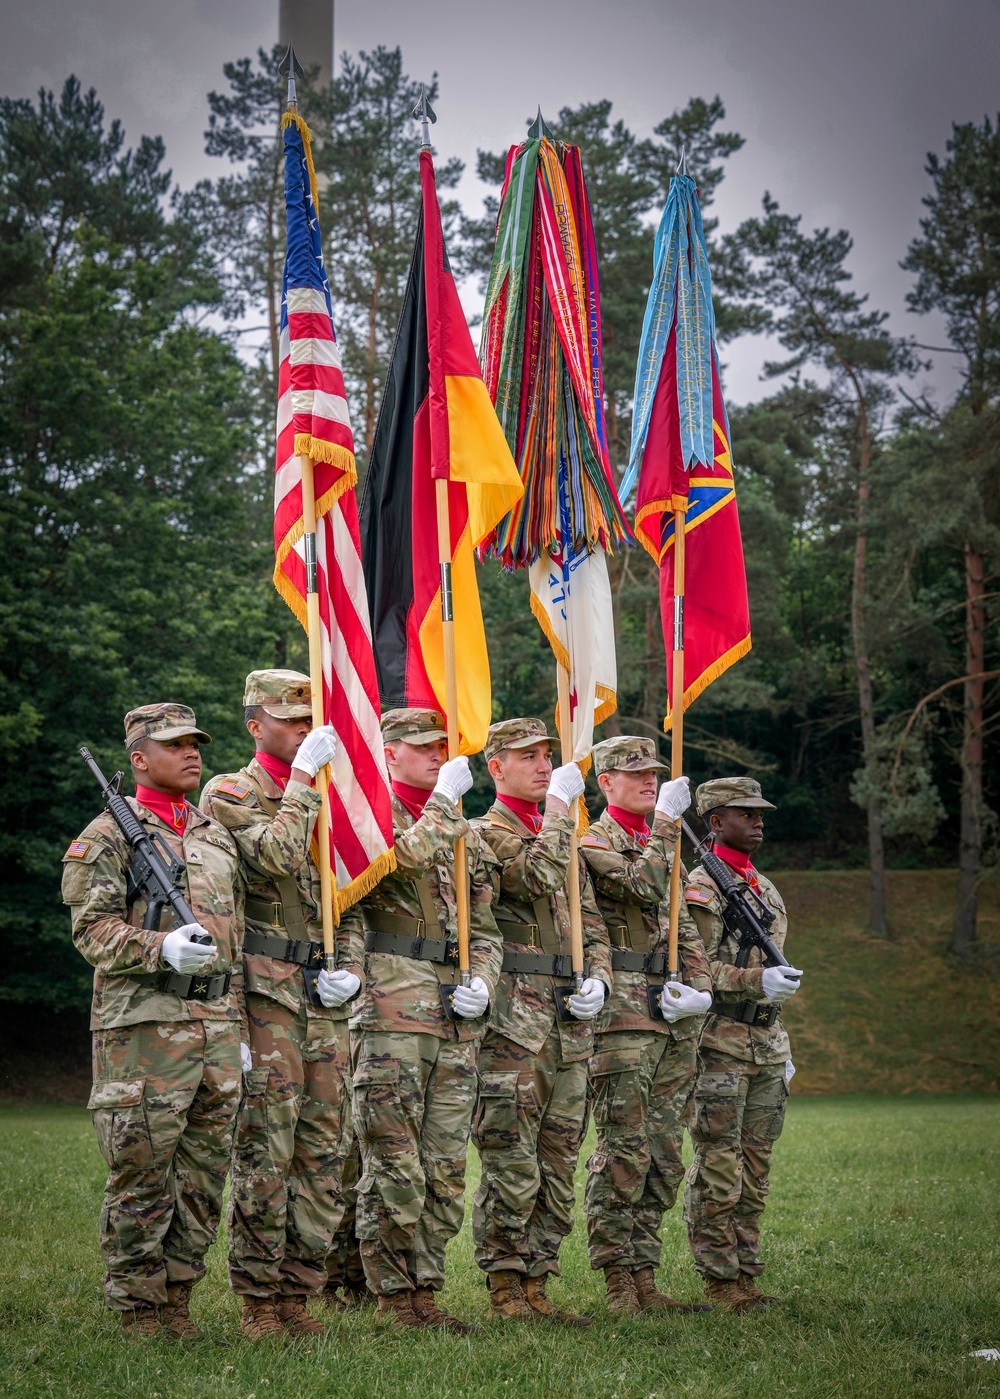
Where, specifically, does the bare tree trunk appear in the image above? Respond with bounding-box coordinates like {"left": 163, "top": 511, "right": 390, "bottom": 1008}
{"left": 952, "top": 544, "right": 985, "bottom": 959}
{"left": 851, "top": 404, "right": 887, "bottom": 933}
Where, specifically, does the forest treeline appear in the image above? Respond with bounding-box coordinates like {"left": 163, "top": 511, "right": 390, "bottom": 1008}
{"left": 0, "top": 47, "right": 996, "bottom": 1009}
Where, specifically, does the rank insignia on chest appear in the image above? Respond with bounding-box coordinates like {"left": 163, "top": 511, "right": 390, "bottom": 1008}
{"left": 581, "top": 834, "right": 610, "bottom": 849}
{"left": 685, "top": 887, "right": 713, "bottom": 905}
{"left": 64, "top": 839, "right": 91, "bottom": 859}
{"left": 215, "top": 780, "right": 252, "bottom": 799}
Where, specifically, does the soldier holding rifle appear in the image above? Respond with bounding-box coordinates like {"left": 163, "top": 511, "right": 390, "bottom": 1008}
{"left": 579, "top": 736, "right": 713, "bottom": 1315}
{"left": 63, "top": 704, "right": 253, "bottom": 1341}
{"left": 682, "top": 777, "right": 803, "bottom": 1311}
{"left": 471, "top": 718, "right": 613, "bottom": 1328}
{"left": 201, "top": 669, "right": 356, "bottom": 1340}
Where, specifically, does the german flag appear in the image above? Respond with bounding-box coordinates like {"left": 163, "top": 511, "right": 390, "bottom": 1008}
{"left": 359, "top": 151, "right": 522, "bottom": 754}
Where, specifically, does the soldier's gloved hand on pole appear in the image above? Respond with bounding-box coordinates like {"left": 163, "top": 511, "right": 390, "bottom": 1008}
{"left": 161, "top": 926, "right": 216, "bottom": 973}
{"left": 240, "top": 1042, "right": 253, "bottom": 1073}
{"left": 432, "top": 755, "right": 473, "bottom": 806}
{"left": 547, "top": 762, "right": 585, "bottom": 807}
{"left": 659, "top": 981, "right": 712, "bottom": 1022}
{"left": 761, "top": 965, "right": 803, "bottom": 1003}
{"left": 316, "top": 968, "right": 362, "bottom": 1007}
{"left": 451, "top": 976, "right": 489, "bottom": 1019}
{"left": 294, "top": 724, "right": 337, "bottom": 777}
{"left": 568, "top": 976, "right": 606, "bottom": 1020}
{"left": 655, "top": 775, "right": 691, "bottom": 820}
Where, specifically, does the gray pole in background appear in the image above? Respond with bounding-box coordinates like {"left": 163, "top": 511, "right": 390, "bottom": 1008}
{"left": 278, "top": 0, "right": 333, "bottom": 88}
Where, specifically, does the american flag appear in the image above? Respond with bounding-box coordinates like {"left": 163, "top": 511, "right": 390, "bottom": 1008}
{"left": 273, "top": 112, "right": 395, "bottom": 909}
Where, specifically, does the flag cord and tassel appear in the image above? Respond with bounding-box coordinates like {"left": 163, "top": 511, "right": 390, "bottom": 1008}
{"left": 434, "top": 478, "right": 472, "bottom": 985}
{"left": 666, "top": 499, "right": 687, "bottom": 982}
{"left": 556, "top": 665, "right": 585, "bottom": 988}
{"left": 300, "top": 453, "right": 339, "bottom": 967}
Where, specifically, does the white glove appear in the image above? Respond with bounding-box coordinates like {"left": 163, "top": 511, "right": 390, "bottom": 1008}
{"left": 316, "top": 968, "right": 362, "bottom": 1008}
{"left": 568, "top": 976, "right": 606, "bottom": 1020}
{"left": 547, "top": 762, "right": 585, "bottom": 806}
{"left": 761, "top": 965, "right": 803, "bottom": 1003}
{"left": 451, "top": 976, "right": 489, "bottom": 1019}
{"left": 294, "top": 724, "right": 337, "bottom": 777}
{"left": 240, "top": 1042, "right": 253, "bottom": 1073}
{"left": 162, "top": 926, "right": 216, "bottom": 973}
{"left": 656, "top": 776, "right": 691, "bottom": 820}
{"left": 432, "top": 755, "right": 473, "bottom": 806}
{"left": 659, "top": 981, "right": 712, "bottom": 1022}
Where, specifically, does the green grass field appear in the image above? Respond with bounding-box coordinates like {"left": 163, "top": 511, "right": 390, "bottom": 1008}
{"left": 1, "top": 1096, "right": 998, "bottom": 1398}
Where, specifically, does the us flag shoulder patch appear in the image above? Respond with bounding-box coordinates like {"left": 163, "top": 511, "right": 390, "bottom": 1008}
{"left": 64, "top": 839, "right": 91, "bottom": 859}
{"left": 685, "top": 887, "right": 713, "bottom": 905}
{"left": 215, "top": 781, "right": 252, "bottom": 800}
{"left": 581, "top": 833, "right": 610, "bottom": 849}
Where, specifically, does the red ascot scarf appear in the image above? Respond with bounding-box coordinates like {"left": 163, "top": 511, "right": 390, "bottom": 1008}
{"left": 392, "top": 780, "right": 433, "bottom": 820}
{"left": 497, "top": 795, "right": 543, "bottom": 834}
{"left": 607, "top": 805, "right": 650, "bottom": 847}
{"left": 712, "top": 842, "right": 761, "bottom": 892}
{"left": 255, "top": 749, "right": 292, "bottom": 792}
{"left": 135, "top": 785, "right": 189, "bottom": 835}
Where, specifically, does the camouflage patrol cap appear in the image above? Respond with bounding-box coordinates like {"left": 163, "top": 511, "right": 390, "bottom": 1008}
{"left": 696, "top": 776, "right": 776, "bottom": 816}
{"left": 244, "top": 668, "right": 312, "bottom": 719}
{"left": 484, "top": 717, "right": 558, "bottom": 763}
{"left": 123, "top": 702, "right": 211, "bottom": 747}
{"left": 592, "top": 735, "right": 668, "bottom": 775}
{"left": 381, "top": 707, "right": 448, "bottom": 746}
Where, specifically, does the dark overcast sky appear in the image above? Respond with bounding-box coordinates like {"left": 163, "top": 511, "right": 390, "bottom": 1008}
{"left": 2, "top": 0, "right": 997, "bottom": 405}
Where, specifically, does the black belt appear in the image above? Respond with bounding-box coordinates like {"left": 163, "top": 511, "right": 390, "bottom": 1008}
{"left": 243, "top": 928, "right": 324, "bottom": 968}
{"left": 710, "top": 999, "right": 779, "bottom": 1029}
{"left": 131, "top": 969, "right": 233, "bottom": 1001}
{"left": 611, "top": 949, "right": 669, "bottom": 975}
{"left": 364, "top": 929, "right": 457, "bottom": 965}
{"left": 501, "top": 949, "right": 582, "bottom": 978}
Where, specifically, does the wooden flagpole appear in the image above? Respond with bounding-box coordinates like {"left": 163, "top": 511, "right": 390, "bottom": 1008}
{"left": 666, "top": 500, "right": 688, "bottom": 981}
{"left": 435, "top": 479, "right": 471, "bottom": 983}
{"left": 299, "top": 453, "right": 338, "bottom": 967}
{"left": 556, "top": 664, "right": 585, "bottom": 986}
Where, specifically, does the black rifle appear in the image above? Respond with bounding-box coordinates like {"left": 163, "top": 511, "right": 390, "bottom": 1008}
{"left": 681, "top": 819, "right": 788, "bottom": 971}
{"left": 80, "top": 747, "right": 211, "bottom": 944}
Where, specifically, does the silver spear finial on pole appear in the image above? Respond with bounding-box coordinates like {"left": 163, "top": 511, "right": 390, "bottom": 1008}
{"left": 279, "top": 41, "right": 305, "bottom": 110}
{"left": 412, "top": 83, "right": 437, "bottom": 151}
{"left": 675, "top": 143, "right": 690, "bottom": 177}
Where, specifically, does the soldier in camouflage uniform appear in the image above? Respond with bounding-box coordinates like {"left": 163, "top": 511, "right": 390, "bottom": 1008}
{"left": 579, "top": 737, "right": 714, "bottom": 1315}
{"left": 350, "top": 707, "right": 503, "bottom": 1334}
{"left": 201, "top": 670, "right": 362, "bottom": 1340}
{"left": 682, "top": 777, "right": 803, "bottom": 1311}
{"left": 63, "top": 703, "right": 247, "bottom": 1341}
{"left": 471, "top": 718, "right": 614, "bottom": 1328}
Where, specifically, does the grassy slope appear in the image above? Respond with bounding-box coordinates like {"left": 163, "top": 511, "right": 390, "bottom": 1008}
{"left": 773, "top": 869, "right": 1000, "bottom": 1095}
{"left": 1, "top": 1097, "right": 999, "bottom": 1398}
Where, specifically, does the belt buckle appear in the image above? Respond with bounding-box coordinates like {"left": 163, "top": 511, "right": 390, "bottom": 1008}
{"left": 280, "top": 937, "right": 296, "bottom": 963}
{"left": 552, "top": 954, "right": 567, "bottom": 978}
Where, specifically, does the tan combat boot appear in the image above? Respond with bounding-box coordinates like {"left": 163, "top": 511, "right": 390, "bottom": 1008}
{"left": 738, "top": 1273, "right": 780, "bottom": 1307}
{"left": 703, "top": 1276, "right": 759, "bottom": 1313}
{"left": 321, "top": 1282, "right": 348, "bottom": 1313}
{"left": 411, "top": 1287, "right": 478, "bottom": 1336}
{"left": 343, "top": 1280, "right": 377, "bottom": 1307}
{"left": 603, "top": 1265, "right": 641, "bottom": 1314}
{"left": 240, "top": 1297, "right": 285, "bottom": 1339}
{"left": 120, "top": 1306, "right": 161, "bottom": 1340}
{"left": 374, "top": 1290, "right": 421, "bottom": 1332}
{"left": 275, "top": 1296, "right": 326, "bottom": 1337}
{"left": 486, "top": 1270, "right": 534, "bottom": 1322}
{"left": 632, "top": 1267, "right": 713, "bottom": 1313}
{"left": 523, "top": 1275, "right": 592, "bottom": 1328}
{"left": 160, "top": 1283, "right": 202, "bottom": 1340}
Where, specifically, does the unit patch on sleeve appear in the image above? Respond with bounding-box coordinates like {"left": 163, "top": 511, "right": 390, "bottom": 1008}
{"left": 64, "top": 839, "right": 92, "bottom": 859}
{"left": 685, "top": 886, "right": 713, "bottom": 905}
{"left": 580, "top": 833, "right": 610, "bottom": 849}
